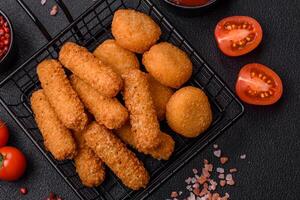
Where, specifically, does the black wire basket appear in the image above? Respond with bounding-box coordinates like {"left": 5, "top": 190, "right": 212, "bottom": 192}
{"left": 0, "top": 0, "right": 244, "bottom": 199}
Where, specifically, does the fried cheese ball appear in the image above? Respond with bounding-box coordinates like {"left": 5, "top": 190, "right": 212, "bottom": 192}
{"left": 166, "top": 86, "right": 213, "bottom": 138}
{"left": 31, "top": 90, "right": 77, "bottom": 160}
{"left": 112, "top": 9, "right": 161, "bottom": 53}
{"left": 122, "top": 69, "right": 161, "bottom": 150}
{"left": 70, "top": 75, "right": 128, "bottom": 129}
{"left": 143, "top": 42, "right": 193, "bottom": 88}
{"left": 37, "top": 59, "right": 88, "bottom": 131}
{"left": 147, "top": 74, "right": 174, "bottom": 121}
{"left": 93, "top": 39, "right": 140, "bottom": 75}
{"left": 59, "top": 42, "right": 122, "bottom": 97}
{"left": 115, "top": 123, "right": 175, "bottom": 160}
{"left": 83, "top": 122, "right": 149, "bottom": 190}
{"left": 73, "top": 131, "right": 105, "bottom": 187}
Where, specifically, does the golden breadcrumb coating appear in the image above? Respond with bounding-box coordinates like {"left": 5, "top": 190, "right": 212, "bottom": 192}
{"left": 112, "top": 9, "right": 161, "bottom": 53}
{"left": 147, "top": 74, "right": 174, "bottom": 121}
{"left": 59, "top": 42, "right": 123, "bottom": 97}
{"left": 70, "top": 75, "right": 128, "bottom": 129}
{"left": 143, "top": 42, "right": 193, "bottom": 88}
{"left": 166, "top": 86, "right": 213, "bottom": 138}
{"left": 73, "top": 131, "right": 105, "bottom": 187}
{"left": 30, "top": 90, "right": 77, "bottom": 160}
{"left": 83, "top": 122, "right": 149, "bottom": 190}
{"left": 122, "top": 69, "right": 161, "bottom": 150}
{"left": 93, "top": 39, "right": 140, "bottom": 75}
{"left": 37, "top": 59, "right": 88, "bottom": 131}
{"left": 115, "top": 123, "right": 175, "bottom": 160}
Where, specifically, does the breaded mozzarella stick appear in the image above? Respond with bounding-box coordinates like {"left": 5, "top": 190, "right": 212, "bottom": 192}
{"left": 83, "top": 122, "right": 149, "bottom": 190}
{"left": 59, "top": 42, "right": 123, "bottom": 97}
{"left": 30, "top": 90, "right": 77, "bottom": 160}
{"left": 70, "top": 75, "right": 128, "bottom": 129}
{"left": 122, "top": 69, "right": 161, "bottom": 150}
{"left": 37, "top": 59, "right": 88, "bottom": 131}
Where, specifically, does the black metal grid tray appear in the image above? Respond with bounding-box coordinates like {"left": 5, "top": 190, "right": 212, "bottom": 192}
{"left": 0, "top": 0, "right": 244, "bottom": 199}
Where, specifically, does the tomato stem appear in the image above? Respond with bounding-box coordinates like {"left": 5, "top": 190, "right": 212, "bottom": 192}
{"left": 0, "top": 153, "right": 3, "bottom": 167}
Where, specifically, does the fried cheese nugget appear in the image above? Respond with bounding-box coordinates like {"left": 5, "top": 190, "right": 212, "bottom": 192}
{"left": 93, "top": 39, "right": 140, "bottom": 76}
{"left": 115, "top": 123, "right": 175, "bottom": 160}
{"left": 166, "top": 86, "right": 213, "bottom": 138}
{"left": 59, "top": 42, "right": 123, "bottom": 97}
{"left": 31, "top": 90, "right": 77, "bottom": 160}
{"left": 112, "top": 9, "right": 161, "bottom": 53}
{"left": 122, "top": 69, "right": 161, "bottom": 150}
{"left": 143, "top": 42, "right": 193, "bottom": 88}
{"left": 73, "top": 131, "right": 105, "bottom": 187}
{"left": 147, "top": 74, "right": 174, "bottom": 121}
{"left": 70, "top": 75, "right": 128, "bottom": 129}
{"left": 37, "top": 59, "right": 88, "bottom": 131}
{"left": 83, "top": 122, "right": 149, "bottom": 190}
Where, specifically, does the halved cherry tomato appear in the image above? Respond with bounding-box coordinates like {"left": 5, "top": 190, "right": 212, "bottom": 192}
{"left": 172, "top": 0, "right": 209, "bottom": 6}
{"left": 0, "top": 146, "right": 27, "bottom": 181}
{"left": 215, "top": 16, "right": 263, "bottom": 56}
{"left": 0, "top": 120, "right": 9, "bottom": 147}
{"left": 236, "top": 63, "right": 283, "bottom": 105}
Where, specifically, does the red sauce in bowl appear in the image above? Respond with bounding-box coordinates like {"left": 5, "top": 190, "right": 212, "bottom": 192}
{"left": 171, "top": 0, "right": 209, "bottom": 6}
{"left": 0, "top": 15, "right": 11, "bottom": 60}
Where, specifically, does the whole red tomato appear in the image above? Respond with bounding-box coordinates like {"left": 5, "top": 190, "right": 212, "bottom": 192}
{"left": 0, "top": 146, "right": 27, "bottom": 181}
{"left": 0, "top": 120, "right": 9, "bottom": 147}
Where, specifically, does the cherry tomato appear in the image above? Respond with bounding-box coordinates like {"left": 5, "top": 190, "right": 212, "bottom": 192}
{"left": 0, "top": 146, "right": 27, "bottom": 181}
{"left": 236, "top": 63, "right": 283, "bottom": 105}
{"left": 215, "top": 16, "right": 263, "bottom": 56}
{"left": 172, "top": 0, "right": 209, "bottom": 6}
{"left": 0, "top": 120, "right": 9, "bottom": 147}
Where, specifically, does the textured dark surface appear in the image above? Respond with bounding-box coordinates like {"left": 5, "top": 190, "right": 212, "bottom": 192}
{"left": 0, "top": 0, "right": 299, "bottom": 200}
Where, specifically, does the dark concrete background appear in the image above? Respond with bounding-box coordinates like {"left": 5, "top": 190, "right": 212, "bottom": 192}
{"left": 0, "top": 0, "right": 299, "bottom": 199}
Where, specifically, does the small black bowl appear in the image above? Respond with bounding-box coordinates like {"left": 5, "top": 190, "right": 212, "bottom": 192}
{"left": 164, "top": 0, "right": 218, "bottom": 10}
{"left": 0, "top": 9, "right": 15, "bottom": 71}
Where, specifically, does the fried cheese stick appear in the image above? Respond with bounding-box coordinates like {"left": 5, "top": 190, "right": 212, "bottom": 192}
{"left": 59, "top": 42, "right": 123, "bottom": 97}
{"left": 70, "top": 75, "right": 128, "bottom": 129}
{"left": 122, "top": 69, "right": 161, "bottom": 150}
{"left": 73, "top": 131, "right": 105, "bottom": 187}
{"left": 37, "top": 59, "right": 88, "bottom": 131}
{"left": 115, "top": 123, "right": 175, "bottom": 160}
{"left": 83, "top": 122, "right": 149, "bottom": 190}
{"left": 30, "top": 90, "right": 77, "bottom": 160}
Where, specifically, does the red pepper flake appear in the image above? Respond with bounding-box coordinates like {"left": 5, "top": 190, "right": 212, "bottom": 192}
{"left": 203, "top": 159, "right": 209, "bottom": 164}
{"left": 197, "top": 175, "right": 207, "bottom": 184}
{"left": 193, "top": 188, "right": 201, "bottom": 196}
{"left": 220, "top": 180, "right": 226, "bottom": 187}
{"left": 50, "top": 5, "right": 59, "bottom": 16}
{"left": 220, "top": 156, "right": 229, "bottom": 164}
{"left": 171, "top": 191, "right": 178, "bottom": 198}
{"left": 229, "top": 168, "right": 238, "bottom": 173}
{"left": 19, "top": 187, "right": 28, "bottom": 195}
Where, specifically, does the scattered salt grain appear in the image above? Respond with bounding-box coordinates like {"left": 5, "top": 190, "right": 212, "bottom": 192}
{"left": 213, "top": 144, "right": 218, "bottom": 149}
{"left": 187, "top": 192, "right": 196, "bottom": 200}
{"left": 225, "top": 192, "right": 230, "bottom": 198}
{"left": 218, "top": 173, "right": 224, "bottom": 179}
{"left": 229, "top": 168, "right": 238, "bottom": 173}
{"left": 192, "top": 168, "right": 198, "bottom": 174}
{"left": 216, "top": 167, "right": 224, "bottom": 173}
{"left": 225, "top": 174, "right": 233, "bottom": 181}
{"left": 41, "top": 0, "right": 47, "bottom": 5}
{"left": 220, "top": 156, "right": 229, "bottom": 164}
{"left": 186, "top": 185, "right": 193, "bottom": 191}
{"left": 185, "top": 177, "right": 192, "bottom": 184}
{"left": 195, "top": 174, "right": 200, "bottom": 179}
{"left": 227, "top": 179, "right": 235, "bottom": 186}
{"left": 171, "top": 191, "right": 178, "bottom": 198}
{"left": 213, "top": 150, "right": 221, "bottom": 158}
{"left": 50, "top": 5, "right": 58, "bottom": 16}
{"left": 240, "top": 154, "right": 246, "bottom": 159}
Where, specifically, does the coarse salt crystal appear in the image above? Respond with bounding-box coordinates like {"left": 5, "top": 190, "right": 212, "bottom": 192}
{"left": 213, "top": 144, "right": 218, "bottom": 149}
{"left": 186, "top": 185, "right": 193, "bottom": 191}
{"left": 216, "top": 167, "right": 224, "bottom": 173}
{"left": 193, "top": 183, "right": 199, "bottom": 188}
{"left": 185, "top": 177, "right": 192, "bottom": 184}
{"left": 187, "top": 192, "right": 196, "bottom": 200}
{"left": 229, "top": 168, "right": 238, "bottom": 173}
{"left": 240, "top": 154, "right": 246, "bottom": 159}
{"left": 41, "top": 0, "right": 47, "bottom": 5}
{"left": 193, "top": 168, "right": 198, "bottom": 174}
{"left": 213, "top": 150, "right": 221, "bottom": 158}
{"left": 218, "top": 173, "right": 224, "bottom": 179}
{"left": 171, "top": 191, "right": 178, "bottom": 198}
{"left": 195, "top": 174, "right": 200, "bottom": 179}
{"left": 227, "top": 179, "right": 235, "bottom": 186}
{"left": 225, "top": 193, "right": 230, "bottom": 197}
{"left": 225, "top": 174, "right": 233, "bottom": 181}
{"left": 179, "top": 191, "right": 183, "bottom": 195}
